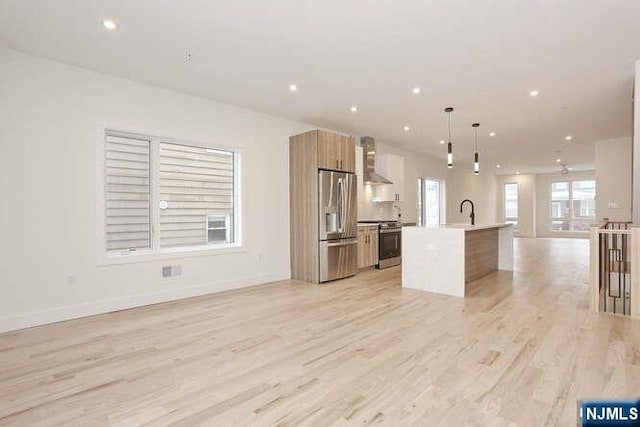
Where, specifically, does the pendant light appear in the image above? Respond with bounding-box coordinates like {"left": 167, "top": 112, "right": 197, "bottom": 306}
{"left": 445, "top": 107, "right": 454, "bottom": 169}
{"left": 472, "top": 123, "right": 480, "bottom": 175}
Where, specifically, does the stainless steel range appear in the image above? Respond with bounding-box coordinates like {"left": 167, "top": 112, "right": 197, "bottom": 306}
{"left": 358, "top": 220, "right": 402, "bottom": 268}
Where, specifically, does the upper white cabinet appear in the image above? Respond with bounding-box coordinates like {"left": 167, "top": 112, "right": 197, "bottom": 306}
{"left": 375, "top": 154, "right": 404, "bottom": 202}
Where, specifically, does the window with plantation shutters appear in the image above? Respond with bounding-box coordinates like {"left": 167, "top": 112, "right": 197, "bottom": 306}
{"left": 105, "top": 135, "right": 151, "bottom": 252}
{"left": 158, "top": 143, "right": 234, "bottom": 248}
{"left": 102, "top": 130, "right": 239, "bottom": 256}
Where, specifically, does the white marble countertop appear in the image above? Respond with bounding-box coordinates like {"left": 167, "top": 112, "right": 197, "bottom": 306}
{"left": 402, "top": 223, "right": 514, "bottom": 297}
{"left": 403, "top": 223, "right": 513, "bottom": 231}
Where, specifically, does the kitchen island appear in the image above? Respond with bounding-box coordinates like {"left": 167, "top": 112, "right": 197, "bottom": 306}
{"left": 402, "top": 224, "right": 513, "bottom": 297}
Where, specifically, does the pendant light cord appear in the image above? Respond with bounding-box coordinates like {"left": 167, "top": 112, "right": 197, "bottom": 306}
{"left": 472, "top": 123, "right": 480, "bottom": 151}
{"left": 445, "top": 107, "right": 454, "bottom": 169}
{"left": 474, "top": 127, "right": 478, "bottom": 152}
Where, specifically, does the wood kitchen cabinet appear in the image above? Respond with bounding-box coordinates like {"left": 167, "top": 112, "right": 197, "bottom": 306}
{"left": 289, "top": 129, "right": 357, "bottom": 283}
{"left": 357, "top": 228, "right": 368, "bottom": 268}
{"left": 357, "top": 226, "right": 379, "bottom": 268}
{"left": 317, "top": 130, "right": 355, "bottom": 173}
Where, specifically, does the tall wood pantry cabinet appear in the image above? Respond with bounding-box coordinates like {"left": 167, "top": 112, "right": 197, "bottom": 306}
{"left": 289, "top": 130, "right": 356, "bottom": 283}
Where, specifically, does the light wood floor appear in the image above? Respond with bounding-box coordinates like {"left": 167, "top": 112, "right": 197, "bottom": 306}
{"left": 1, "top": 238, "right": 639, "bottom": 426}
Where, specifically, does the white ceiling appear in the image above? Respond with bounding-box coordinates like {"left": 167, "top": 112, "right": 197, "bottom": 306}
{"left": 1, "top": 0, "right": 639, "bottom": 174}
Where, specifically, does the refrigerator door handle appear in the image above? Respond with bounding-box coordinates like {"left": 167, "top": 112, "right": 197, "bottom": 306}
{"left": 337, "top": 178, "right": 344, "bottom": 233}
{"left": 341, "top": 178, "right": 347, "bottom": 234}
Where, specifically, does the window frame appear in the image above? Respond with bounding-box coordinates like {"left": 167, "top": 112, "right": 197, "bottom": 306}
{"left": 417, "top": 177, "right": 446, "bottom": 227}
{"left": 96, "top": 124, "right": 244, "bottom": 265}
{"left": 104, "top": 133, "right": 153, "bottom": 254}
{"left": 206, "top": 214, "right": 232, "bottom": 244}
{"left": 503, "top": 182, "right": 519, "bottom": 229}
{"left": 549, "top": 180, "right": 570, "bottom": 232}
{"left": 548, "top": 179, "right": 595, "bottom": 233}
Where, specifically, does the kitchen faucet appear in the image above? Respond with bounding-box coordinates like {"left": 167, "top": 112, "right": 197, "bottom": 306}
{"left": 460, "top": 199, "right": 475, "bottom": 225}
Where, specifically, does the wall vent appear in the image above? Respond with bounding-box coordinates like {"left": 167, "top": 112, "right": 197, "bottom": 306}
{"left": 162, "top": 266, "right": 172, "bottom": 278}
{"left": 162, "top": 265, "right": 182, "bottom": 278}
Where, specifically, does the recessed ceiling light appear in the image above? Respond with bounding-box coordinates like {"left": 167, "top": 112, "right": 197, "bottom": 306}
{"left": 564, "top": 135, "right": 573, "bottom": 141}
{"left": 568, "top": 167, "right": 573, "bottom": 171}
{"left": 103, "top": 19, "right": 117, "bottom": 30}
{"left": 350, "top": 106, "right": 358, "bottom": 113}
{"left": 412, "top": 87, "right": 421, "bottom": 95}
{"left": 289, "top": 84, "right": 298, "bottom": 92}
{"left": 516, "top": 171, "right": 521, "bottom": 175}
{"left": 556, "top": 158, "right": 562, "bottom": 163}
{"left": 496, "top": 164, "right": 501, "bottom": 168}
{"left": 403, "top": 126, "right": 410, "bottom": 132}
{"left": 529, "top": 89, "right": 539, "bottom": 97}
{"left": 489, "top": 132, "right": 496, "bottom": 137}
{"left": 439, "top": 140, "right": 445, "bottom": 145}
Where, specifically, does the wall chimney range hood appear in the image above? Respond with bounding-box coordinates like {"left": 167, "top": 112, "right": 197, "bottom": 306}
{"left": 360, "top": 136, "right": 393, "bottom": 185}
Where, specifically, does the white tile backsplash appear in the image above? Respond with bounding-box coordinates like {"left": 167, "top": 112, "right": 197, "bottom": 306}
{"left": 358, "top": 200, "right": 403, "bottom": 221}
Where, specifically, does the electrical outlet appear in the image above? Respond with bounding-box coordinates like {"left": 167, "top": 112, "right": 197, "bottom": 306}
{"left": 256, "top": 254, "right": 263, "bottom": 262}
{"left": 67, "top": 274, "right": 77, "bottom": 286}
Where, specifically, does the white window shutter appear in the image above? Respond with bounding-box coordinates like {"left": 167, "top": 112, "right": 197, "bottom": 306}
{"left": 105, "top": 134, "right": 151, "bottom": 251}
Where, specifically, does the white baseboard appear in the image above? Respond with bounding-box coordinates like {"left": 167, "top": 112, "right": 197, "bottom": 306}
{"left": 0, "top": 272, "right": 290, "bottom": 334}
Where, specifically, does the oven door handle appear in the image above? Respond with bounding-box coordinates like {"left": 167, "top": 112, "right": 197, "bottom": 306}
{"left": 380, "top": 229, "right": 401, "bottom": 234}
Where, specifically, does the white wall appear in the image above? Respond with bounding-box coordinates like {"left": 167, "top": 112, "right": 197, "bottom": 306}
{"left": 356, "top": 142, "right": 496, "bottom": 226}
{"left": 634, "top": 59, "right": 640, "bottom": 224}
{"left": 0, "top": 49, "right": 315, "bottom": 332}
{"left": 535, "top": 170, "right": 596, "bottom": 238}
{"left": 495, "top": 174, "right": 536, "bottom": 237}
{"left": 445, "top": 164, "right": 498, "bottom": 225}
{"left": 356, "top": 142, "right": 449, "bottom": 223}
{"left": 374, "top": 142, "right": 449, "bottom": 223}
{"left": 594, "top": 137, "right": 633, "bottom": 222}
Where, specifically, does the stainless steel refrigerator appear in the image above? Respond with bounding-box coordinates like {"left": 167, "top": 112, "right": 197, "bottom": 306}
{"left": 318, "top": 170, "right": 357, "bottom": 282}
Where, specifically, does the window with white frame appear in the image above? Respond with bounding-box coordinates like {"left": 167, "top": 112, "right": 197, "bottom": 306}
{"left": 549, "top": 179, "right": 595, "bottom": 232}
{"left": 206, "top": 214, "right": 231, "bottom": 244}
{"left": 417, "top": 178, "right": 445, "bottom": 227}
{"left": 104, "top": 131, "right": 238, "bottom": 255}
{"left": 504, "top": 183, "right": 518, "bottom": 228}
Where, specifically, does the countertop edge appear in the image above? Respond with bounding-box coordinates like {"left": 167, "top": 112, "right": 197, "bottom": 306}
{"left": 403, "top": 223, "right": 513, "bottom": 231}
